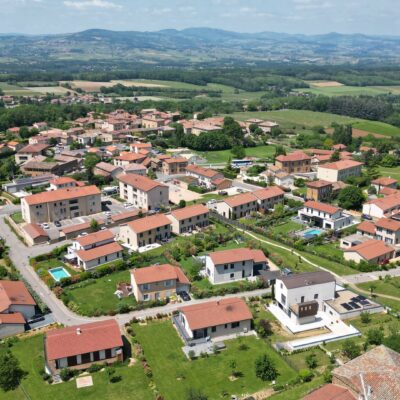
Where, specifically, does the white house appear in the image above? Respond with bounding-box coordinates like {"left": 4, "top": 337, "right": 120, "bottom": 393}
{"left": 275, "top": 271, "right": 336, "bottom": 325}
{"left": 362, "top": 193, "right": 400, "bottom": 219}
{"left": 343, "top": 239, "right": 395, "bottom": 265}
{"left": 205, "top": 247, "right": 268, "bottom": 284}
{"left": 298, "top": 200, "right": 353, "bottom": 230}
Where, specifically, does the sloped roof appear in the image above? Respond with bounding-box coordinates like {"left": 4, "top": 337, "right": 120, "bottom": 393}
{"left": 344, "top": 239, "right": 394, "bottom": 261}
{"left": 209, "top": 248, "right": 267, "bottom": 265}
{"left": 127, "top": 214, "right": 171, "bottom": 234}
{"left": 0, "top": 280, "right": 36, "bottom": 313}
{"left": 304, "top": 200, "right": 340, "bottom": 215}
{"left": 170, "top": 204, "right": 209, "bottom": 221}
{"left": 131, "top": 264, "right": 189, "bottom": 285}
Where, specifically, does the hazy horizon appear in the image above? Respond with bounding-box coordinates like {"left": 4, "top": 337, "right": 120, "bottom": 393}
{"left": 1, "top": 0, "right": 399, "bottom": 36}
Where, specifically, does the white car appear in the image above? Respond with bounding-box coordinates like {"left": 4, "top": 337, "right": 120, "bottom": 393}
{"left": 41, "top": 223, "right": 50, "bottom": 229}
{"left": 124, "top": 202, "right": 133, "bottom": 208}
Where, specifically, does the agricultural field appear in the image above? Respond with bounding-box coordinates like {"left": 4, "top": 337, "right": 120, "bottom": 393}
{"left": 378, "top": 166, "right": 400, "bottom": 180}
{"left": 351, "top": 120, "right": 400, "bottom": 137}
{"left": 294, "top": 85, "right": 400, "bottom": 97}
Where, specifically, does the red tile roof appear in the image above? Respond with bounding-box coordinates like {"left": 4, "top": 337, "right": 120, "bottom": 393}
{"left": 332, "top": 345, "right": 400, "bottom": 400}
{"left": 163, "top": 157, "right": 188, "bottom": 164}
{"left": 23, "top": 223, "right": 49, "bottom": 239}
{"left": 306, "top": 149, "right": 334, "bottom": 156}
{"left": 61, "top": 219, "right": 104, "bottom": 235}
{"left": 115, "top": 152, "right": 145, "bottom": 162}
{"left": 49, "top": 177, "right": 77, "bottom": 186}
{"left": 253, "top": 186, "right": 284, "bottom": 200}
{"left": 45, "top": 320, "right": 123, "bottom": 361}
{"left": 304, "top": 200, "right": 340, "bottom": 215}
{"left": 111, "top": 210, "right": 139, "bottom": 222}
{"left": 344, "top": 239, "right": 394, "bottom": 261}
{"left": 365, "top": 193, "right": 400, "bottom": 212}
{"left": 372, "top": 177, "right": 398, "bottom": 186}
{"left": 179, "top": 298, "right": 252, "bottom": 330}
{"left": 127, "top": 214, "right": 171, "bottom": 234}
{"left": 224, "top": 192, "right": 257, "bottom": 208}
{"left": 375, "top": 218, "right": 400, "bottom": 232}
{"left": 118, "top": 173, "right": 166, "bottom": 192}
{"left": 209, "top": 248, "right": 267, "bottom": 265}
{"left": 23, "top": 185, "right": 100, "bottom": 206}
{"left": 170, "top": 204, "right": 209, "bottom": 221}
{"left": 18, "top": 143, "right": 50, "bottom": 154}
{"left": 0, "top": 280, "right": 36, "bottom": 313}
{"left": 76, "top": 242, "right": 123, "bottom": 262}
{"left": 276, "top": 151, "right": 311, "bottom": 162}
{"left": 186, "top": 164, "right": 221, "bottom": 179}
{"left": 131, "top": 264, "right": 189, "bottom": 285}
{"left": 357, "top": 221, "right": 376, "bottom": 235}
{"left": 76, "top": 229, "right": 114, "bottom": 247}
{"left": 379, "top": 187, "right": 400, "bottom": 196}
{"left": 303, "top": 384, "right": 355, "bottom": 400}
{"left": 307, "top": 180, "right": 332, "bottom": 189}
{"left": 0, "top": 313, "right": 26, "bottom": 325}
{"left": 319, "top": 160, "right": 363, "bottom": 170}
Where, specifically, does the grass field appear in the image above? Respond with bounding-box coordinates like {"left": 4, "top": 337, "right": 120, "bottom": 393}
{"left": 378, "top": 166, "right": 400, "bottom": 180}
{"left": 271, "top": 221, "right": 303, "bottom": 235}
{"left": 134, "top": 320, "right": 297, "bottom": 400}
{"left": 2, "top": 334, "right": 153, "bottom": 400}
{"left": 198, "top": 144, "right": 276, "bottom": 164}
{"left": 294, "top": 85, "right": 400, "bottom": 97}
{"left": 357, "top": 277, "right": 400, "bottom": 300}
{"left": 352, "top": 121, "right": 400, "bottom": 137}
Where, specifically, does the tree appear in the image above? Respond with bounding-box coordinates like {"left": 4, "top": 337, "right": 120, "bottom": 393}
{"left": 90, "top": 219, "right": 99, "bottom": 231}
{"left": 84, "top": 153, "right": 101, "bottom": 173}
{"left": 367, "top": 328, "right": 384, "bottom": 345}
{"left": 228, "top": 359, "right": 237, "bottom": 377}
{"left": 330, "top": 150, "right": 340, "bottom": 162}
{"left": 223, "top": 116, "right": 243, "bottom": 144}
{"left": 380, "top": 154, "right": 397, "bottom": 168}
{"left": 179, "top": 200, "right": 186, "bottom": 208}
{"left": 231, "top": 145, "right": 246, "bottom": 159}
{"left": 369, "top": 283, "right": 377, "bottom": 297}
{"left": 360, "top": 312, "right": 371, "bottom": 324}
{"left": 323, "top": 138, "right": 334, "bottom": 150}
{"left": 342, "top": 339, "right": 361, "bottom": 360}
{"left": 298, "top": 369, "right": 313, "bottom": 382}
{"left": 0, "top": 350, "right": 26, "bottom": 392}
{"left": 338, "top": 185, "right": 365, "bottom": 210}
{"left": 305, "top": 353, "right": 318, "bottom": 369}
{"left": 274, "top": 145, "right": 286, "bottom": 158}
{"left": 255, "top": 354, "right": 278, "bottom": 381}
{"left": 383, "top": 331, "right": 400, "bottom": 353}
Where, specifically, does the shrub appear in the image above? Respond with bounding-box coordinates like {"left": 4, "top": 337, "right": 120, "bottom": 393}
{"left": 87, "top": 364, "right": 103, "bottom": 373}
{"left": 298, "top": 369, "right": 313, "bottom": 382}
{"left": 360, "top": 312, "right": 371, "bottom": 324}
{"left": 342, "top": 339, "right": 361, "bottom": 360}
{"left": 60, "top": 367, "right": 74, "bottom": 382}
{"left": 255, "top": 354, "right": 278, "bottom": 381}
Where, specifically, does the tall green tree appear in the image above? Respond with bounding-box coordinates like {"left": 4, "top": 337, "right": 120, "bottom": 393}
{"left": 0, "top": 350, "right": 26, "bottom": 392}
{"left": 338, "top": 185, "right": 365, "bottom": 210}
{"left": 255, "top": 354, "right": 278, "bottom": 381}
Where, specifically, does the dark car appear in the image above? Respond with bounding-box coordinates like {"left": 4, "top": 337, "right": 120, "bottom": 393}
{"left": 27, "top": 314, "right": 45, "bottom": 324}
{"left": 179, "top": 291, "right": 191, "bottom": 301}
{"left": 218, "top": 191, "right": 228, "bottom": 196}
{"left": 362, "top": 214, "right": 373, "bottom": 220}
{"left": 54, "top": 221, "right": 62, "bottom": 228}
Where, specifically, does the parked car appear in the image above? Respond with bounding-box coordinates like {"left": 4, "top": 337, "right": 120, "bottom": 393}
{"left": 362, "top": 214, "right": 373, "bottom": 220}
{"left": 54, "top": 221, "right": 61, "bottom": 228}
{"left": 218, "top": 191, "right": 228, "bottom": 195}
{"left": 27, "top": 314, "right": 45, "bottom": 324}
{"left": 179, "top": 291, "right": 191, "bottom": 301}
{"left": 41, "top": 223, "right": 50, "bottom": 229}
{"left": 236, "top": 188, "right": 244, "bottom": 193}
{"left": 124, "top": 202, "right": 133, "bottom": 208}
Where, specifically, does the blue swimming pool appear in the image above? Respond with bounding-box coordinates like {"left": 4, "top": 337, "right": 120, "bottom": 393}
{"left": 49, "top": 267, "right": 71, "bottom": 282}
{"left": 303, "top": 229, "right": 323, "bottom": 238}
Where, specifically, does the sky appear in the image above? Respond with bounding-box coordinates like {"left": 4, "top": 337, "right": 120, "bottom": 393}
{"left": 1, "top": 0, "right": 399, "bottom": 36}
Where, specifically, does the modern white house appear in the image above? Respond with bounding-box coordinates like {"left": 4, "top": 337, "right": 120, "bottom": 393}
{"left": 275, "top": 271, "right": 336, "bottom": 325}
{"left": 205, "top": 247, "right": 268, "bottom": 284}
{"left": 362, "top": 193, "right": 400, "bottom": 219}
{"left": 298, "top": 200, "right": 353, "bottom": 230}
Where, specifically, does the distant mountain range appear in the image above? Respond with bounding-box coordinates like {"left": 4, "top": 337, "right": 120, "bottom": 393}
{"left": 1, "top": 28, "right": 400, "bottom": 66}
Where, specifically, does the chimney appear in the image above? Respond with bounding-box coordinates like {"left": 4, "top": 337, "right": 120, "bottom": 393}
{"left": 76, "top": 328, "right": 81, "bottom": 335}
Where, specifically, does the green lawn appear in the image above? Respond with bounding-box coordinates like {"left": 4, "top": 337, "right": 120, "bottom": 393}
{"left": 269, "top": 376, "right": 325, "bottom": 400}
{"left": 284, "top": 348, "right": 330, "bottom": 371}
{"left": 271, "top": 221, "right": 303, "bottom": 235}
{"left": 293, "top": 85, "right": 399, "bottom": 97}
{"left": 1, "top": 334, "right": 153, "bottom": 400}
{"left": 62, "top": 270, "right": 137, "bottom": 316}
{"left": 198, "top": 144, "right": 276, "bottom": 164}
{"left": 134, "top": 320, "right": 297, "bottom": 400}
{"left": 378, "top": 166, "right": 400, "bottom": 180}
{"left": 357, "top": 277, "right": 400, "bottom": 300}
{"left": 352, "top": 121, "right": 400, "bottom": 137}
{"left": 32, "top": 258, "right": 78, "bottom": 286}
{"left": 11, "top": 212, "right": 24, "bottom": 224}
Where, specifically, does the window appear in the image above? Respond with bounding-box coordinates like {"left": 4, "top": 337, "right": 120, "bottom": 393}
{"left": 142, "top": 284, "right": 150, "bottom": 291}
{"left": 211, "top": 326, "right": 216, "bottom": 332}
{"left": 224, "top": 264, "right": 228, "bottom": 270}
{"left": 165, "top": 280, "right": 172, "bottom": 287}
{"left": 224, "top": 324, "right": 228, "bottom": 329}
{"left": 301, "top": 296, "right": 305, "bottom": 303}
{"left": 242, "top": 261, "right": 245, "bottom": 266}
{"left": 314, "top": 293, "right": 319, "bottom": 299}
{"left": 230, "top": 263, "right": 234, "bottom": 269}
{"left": 143, "top": 294, "right": 150, "bottom": 301}
{"left": 231, "top": 322, "right": 240, "bottom": 328}
{"left": 230, "top": 273, "right": 234, "bottom": 279}
{"left": 281, "top": 294, "right": 286, "bottom": 305}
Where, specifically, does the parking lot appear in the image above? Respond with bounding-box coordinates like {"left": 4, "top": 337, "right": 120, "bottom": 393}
{"left": 165, "top": 181, "right": 202, "bottom": 204}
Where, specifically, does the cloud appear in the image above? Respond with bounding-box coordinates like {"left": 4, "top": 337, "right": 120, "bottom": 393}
{"left": 63, "top": 0, "right": 121, "bottom": 10}
{"left": 293, "top": 0, "right": 333, "bottom": 10}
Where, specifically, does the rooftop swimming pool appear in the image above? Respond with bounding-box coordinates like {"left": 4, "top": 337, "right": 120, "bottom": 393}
{"left": 49, "top": 267, "right": 71, "bottom": 282}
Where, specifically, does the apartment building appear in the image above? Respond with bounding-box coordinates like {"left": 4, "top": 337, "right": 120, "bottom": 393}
{"left": 161, "top": 157, "right": 188, "bottom": 175}
{"left": 167, "top": 204, "right": 209, "bottom": 234}
{"left": 317, "top": 160, "right": 363, "bottom": 183}
{"left": 21, "top": 185, "right": 101, "bottom": 224}
{"left": 130, "top": 264, "right": 190, "bottom": 301}
{"left": 306, "top": 180, "right": 333, "bottom": 202}
{"left": 113, "top": 152, "right": 146, "bottom": 167}
{"left": 355, "top": 218, "right": 400, "bottom": 246}
{"left": 298, "top": 200, "right": 353, "bottom": 230}
{"left": 214, "top": 192, "right": 258, "bottom": 219}
{"left": 118, "top": 174, "right": 169, "bottom": 211}
{"left": 253, "top": 187, "right": 285, "bottom": 211}
{"left": 205, "top": 247, "right": 268, "bottom": 284}
{"left": 275, "top": 151, "right": 312, "bottom": 174}
{"left": 118, "top": 214, "right": 171, "bottom": 250}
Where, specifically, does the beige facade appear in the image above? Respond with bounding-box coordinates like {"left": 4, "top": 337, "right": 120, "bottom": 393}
{"left": 161, "top": 159, "right": 188, "bottom": 175}
{"left": 21, "top": 186, "right": 101, "bottom": 224}
{"left": 306, "top": 183, "right": 333, "bottom": 202}
{"left": 215, "top": 198, "right": 258, "bottom": 219}
{"left": 317, "top": 163, "right": 362, "bottom": 183}
{"left": 168, "top": 211, "right": 209, "bottom": 234}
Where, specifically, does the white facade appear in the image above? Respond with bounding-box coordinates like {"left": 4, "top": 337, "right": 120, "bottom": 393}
{"left": 298, "top": 206, "right": 353, "bottom": 230}
{"left": 206, "top": 257, "right": 254, "bottom": 284}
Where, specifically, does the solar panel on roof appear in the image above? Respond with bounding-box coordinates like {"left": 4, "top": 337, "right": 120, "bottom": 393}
{"left": 360, "top": 300, "right": 370, "bottom": 306}
{"left": 358, "top": 295, "right": 366, "bottom": 300}
{"left": 341, "top": 303, "right": 353, "bottom": 311}
{"left": 349, "top": 302, "right": 361, "bottom": 309}
{"left": 351, "top": 297, "right": 359, "bottom": 302}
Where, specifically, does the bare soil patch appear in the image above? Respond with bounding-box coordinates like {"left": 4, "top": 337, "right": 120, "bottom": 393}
{"left": 308, "top": 80, "right": 344, "bottom": 87}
